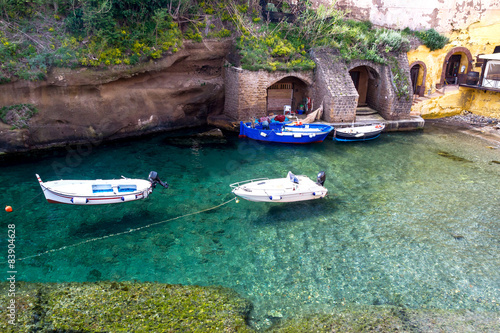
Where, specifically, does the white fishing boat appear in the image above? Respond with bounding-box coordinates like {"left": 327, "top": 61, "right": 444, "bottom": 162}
{"left": 230, "top": 171, "right": 328, "bottom": 202}
{"left": 333, "top": 123, "right": 385, "bottom": 141}
{"left": 36, "top": 171, "right": 168, "bottom": 205}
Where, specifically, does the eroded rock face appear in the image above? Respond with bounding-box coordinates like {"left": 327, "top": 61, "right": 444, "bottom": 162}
{"left": 0, "top": 40, "right": 231, "bottom": 153}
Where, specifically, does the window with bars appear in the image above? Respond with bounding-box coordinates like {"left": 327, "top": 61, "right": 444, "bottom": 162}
{"left": 269, "top": 83, "right": 293, "bottom": 89}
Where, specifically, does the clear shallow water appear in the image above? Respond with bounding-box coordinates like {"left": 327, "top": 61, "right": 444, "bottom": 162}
{"left": 1, "top": 124, "right": 499, "bottom": 328}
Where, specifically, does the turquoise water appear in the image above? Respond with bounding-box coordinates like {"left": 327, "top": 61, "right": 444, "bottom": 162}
{"left": 1, "top": 124, "right": 499, "bottom": 329}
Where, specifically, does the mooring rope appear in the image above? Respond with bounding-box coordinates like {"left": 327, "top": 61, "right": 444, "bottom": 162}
{"left": 10, "top": 197, "right": 236, "bottom": 263}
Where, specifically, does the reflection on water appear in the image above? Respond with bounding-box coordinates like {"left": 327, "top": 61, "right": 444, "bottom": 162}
{"left": 1, "top": 124, "right": 499, "bottom": 328}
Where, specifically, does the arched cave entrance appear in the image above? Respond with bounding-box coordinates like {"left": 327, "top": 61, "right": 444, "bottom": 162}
{"left": 349, "top": 66, "right": 381, "bottom": 114}
{"left": 409, "top": 61, "right": 427, "bottom": 97}
{"left": 266, "top": 76, "right": 310, "bottom": 115}
{"left": 440, "top": 47, "right": 473, "bottom": 87}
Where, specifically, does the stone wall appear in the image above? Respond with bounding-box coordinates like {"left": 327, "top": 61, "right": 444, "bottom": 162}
{"left": 223, "top": 65, "right": 314, "bottom": 120}
{"left": 311, "top": 50, "right": 413, "bottom": 122}
{"left": 311, "top": 50, "right": 358, "bottom": 123}
{"left": 361, "top": 54, "right": 413, "bottom": 120}
{"left": 331, "top": 0, "right": 500, "bottom": 34}
{"left": 224, "top": 49, "right": 413, "bottom": 124}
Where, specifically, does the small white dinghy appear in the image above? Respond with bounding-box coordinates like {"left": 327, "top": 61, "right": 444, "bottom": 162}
{"left": 36, "top": 171, "right": 168, "bottom": 205}
{"left": 230, "top": 171, "right": 328, "bottom": 202}
{"left": 333, "top": 123, "right": 385, "bottom": 142}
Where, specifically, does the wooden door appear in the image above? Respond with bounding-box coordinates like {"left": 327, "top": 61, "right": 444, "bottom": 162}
{"left": 445, "top": 54, "right": 461, "bottom": 84}
{"left": 410, "top": 66, "right": 419, "bottom": 94}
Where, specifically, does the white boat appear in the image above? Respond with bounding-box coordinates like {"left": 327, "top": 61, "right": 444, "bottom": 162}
{"left": 333, "top": 123, "right": 385, "bottom": 141}
{"left": 230, "top": 171, "right": 328, "bottom": 202}
{"left": 36, "top": 171, "right": 168, "bottom": 205}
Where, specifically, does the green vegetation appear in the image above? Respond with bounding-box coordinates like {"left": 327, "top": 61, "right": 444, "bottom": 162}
{"left": 235, "top": 3, "right": 415, "bottom": 70}
{"left": 0, "top": 0, "right": 230, "bottom": 81}
{"left": 388, "top": 56, "right": 410, "bottom": 100}
{"left": 0, "top": 0, "right": 449, "bottom": 80}
{"left": 403, "top": 27, "right": 449, "bottom": 51}
{"left": 0, "top": 103, "right": 38, "bottom": 129}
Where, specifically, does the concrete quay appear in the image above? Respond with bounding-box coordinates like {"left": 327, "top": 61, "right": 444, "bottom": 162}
{"left": 328, "top": 113, "right": 425, "bottom": 132}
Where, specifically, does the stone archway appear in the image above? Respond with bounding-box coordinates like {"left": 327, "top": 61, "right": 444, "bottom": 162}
{"left": 223, "top": 65, "right": 314, "bottom": 121}
{"left": 347, "top": 63, "right": 382, "bottom": 114}
{"left": 349, "top": 66, "right": 369, "bottom": 106}
{"left": 440, "top": 47, "right": 473, "bottom": 86}
{"left": 266, "top": 76, "right": 310, "bottom": 114}
{"left": 409, "top": 61, "right": 427, "bottom": 97}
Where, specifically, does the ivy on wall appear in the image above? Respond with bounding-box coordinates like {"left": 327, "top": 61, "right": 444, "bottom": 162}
{"left": 388, "top": 56, "right": 410, "bottom": 100}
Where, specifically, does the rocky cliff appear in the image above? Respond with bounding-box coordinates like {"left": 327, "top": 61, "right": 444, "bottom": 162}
{"left": 0, "top": 40, "right": 232, "bottom": 153}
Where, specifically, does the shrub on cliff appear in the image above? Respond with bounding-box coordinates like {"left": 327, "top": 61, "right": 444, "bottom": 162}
{"left": 0, "top": 0, "right": 433, "bottom": 80}
{"left": 0, "top": 0, "right": 231, "bottom": 81}
{"left": 0, "top": 104, "right": 38, "bottom": 129}
{"left": 403, "top": 27, "right": 449, "bottom": 51}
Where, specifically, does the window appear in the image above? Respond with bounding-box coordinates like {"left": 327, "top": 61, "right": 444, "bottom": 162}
{"left": 482, "top": 60, "right": 500, "bottom": 88}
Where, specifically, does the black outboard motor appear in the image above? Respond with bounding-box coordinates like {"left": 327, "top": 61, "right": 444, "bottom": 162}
{"left": 148, "top": 171, "right": 169, "bottom": 189}
{"left": 316, "top": 171, "right": 326, "bottom": 186}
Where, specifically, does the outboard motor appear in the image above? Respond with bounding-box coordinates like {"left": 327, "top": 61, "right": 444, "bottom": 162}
{"left": 148, "top": 171, "right": 169, "bottom": 189}
{"left": 316, "top": 171, "right": 326, "bottom": 186}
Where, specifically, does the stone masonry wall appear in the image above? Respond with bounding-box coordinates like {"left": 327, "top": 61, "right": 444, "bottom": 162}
{"left": 223, "top": 65, "right": 314, "bottom": 121}
{"left": 312, "top": 49, "right": 413, "bottom": 122}
{"left": 312, "top": 50, "right": 359, "bottom": 123}
{"left": 390, "top": 53, "right": 414, "bottom": 119}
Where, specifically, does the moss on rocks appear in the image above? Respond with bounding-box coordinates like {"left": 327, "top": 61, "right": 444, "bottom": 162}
{"left": 0, "top": 281, "right": 254, "bottom": 332}
{"left": 2, "top": 282, "right": 499, "bottom": 332}
{"left": 267, "top": 305, "right": 500, "bottom": 333}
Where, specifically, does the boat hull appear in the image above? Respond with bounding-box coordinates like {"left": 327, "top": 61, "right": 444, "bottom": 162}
{"left": 230, "top": 174, "right": 328, "bottom": 203}
{"left": 233, "top": 190, "right": 327, "bottom": 202}
{"left": 37, "top": 175, "right": 153, "bottom": 205}
{"left": 239, "top": 122, "right": 333, "bottom": 144}
{"left": 333, "top": 124, "right": 385, "bottom": 142}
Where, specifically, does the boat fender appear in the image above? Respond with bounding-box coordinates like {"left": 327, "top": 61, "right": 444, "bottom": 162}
{"left": 71, "top": 197, "right": 88, "bottom": 204}
{"left": 269, "top": 195, "right": 282, "bottom": 201}
{"left": 121, "top": 194, "right": 137, "bottom": 202}
{"left": 260, "top": 132, "right": 268, "bottom": 137}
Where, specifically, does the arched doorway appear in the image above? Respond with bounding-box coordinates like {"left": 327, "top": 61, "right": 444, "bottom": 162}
{"left": 409, "top": 61, "right": 427, "bottom": 97}
{"left": 266, "top": 77, "right": 309, "bottom": 114}
{"left": 349, "top": 66, "right": 369, "bottom": 106}
{"left": 440, "top": 47, "right": 473, "bottom": 87}
{"left": 349, "top": 65, "right": 380, "bottom": 114}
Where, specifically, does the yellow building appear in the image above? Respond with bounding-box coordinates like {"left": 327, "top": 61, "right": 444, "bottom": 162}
{"left": 408, "top": 18, "right": 500, "bottom": 119}
{"left": 331, "top": 0, "right": 500, "bottom": 119}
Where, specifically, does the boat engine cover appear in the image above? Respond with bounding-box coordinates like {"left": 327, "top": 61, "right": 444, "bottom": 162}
{"left": 317, "top": 171, "right": 326, "bottom": 186}
{"left": 148, "top": 171, "right": 169, "bottom": 189}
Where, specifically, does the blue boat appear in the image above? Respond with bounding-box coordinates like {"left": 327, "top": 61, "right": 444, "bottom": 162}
{"left": 238, "top": 121, "right": 334, "bottom": 144}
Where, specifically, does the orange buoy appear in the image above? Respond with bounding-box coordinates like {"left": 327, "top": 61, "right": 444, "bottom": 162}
{"left": 5, "top": 206, "right": 13, "bottom": 212}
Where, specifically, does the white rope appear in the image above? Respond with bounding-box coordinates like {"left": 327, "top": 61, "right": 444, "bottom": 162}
{"left": 13, "top": 197, "right": 236, "bottom": 263}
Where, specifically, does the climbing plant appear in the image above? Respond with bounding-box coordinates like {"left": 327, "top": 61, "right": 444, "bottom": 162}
{"left": 388, "top": 56, "right": 410, "bottom": 100}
